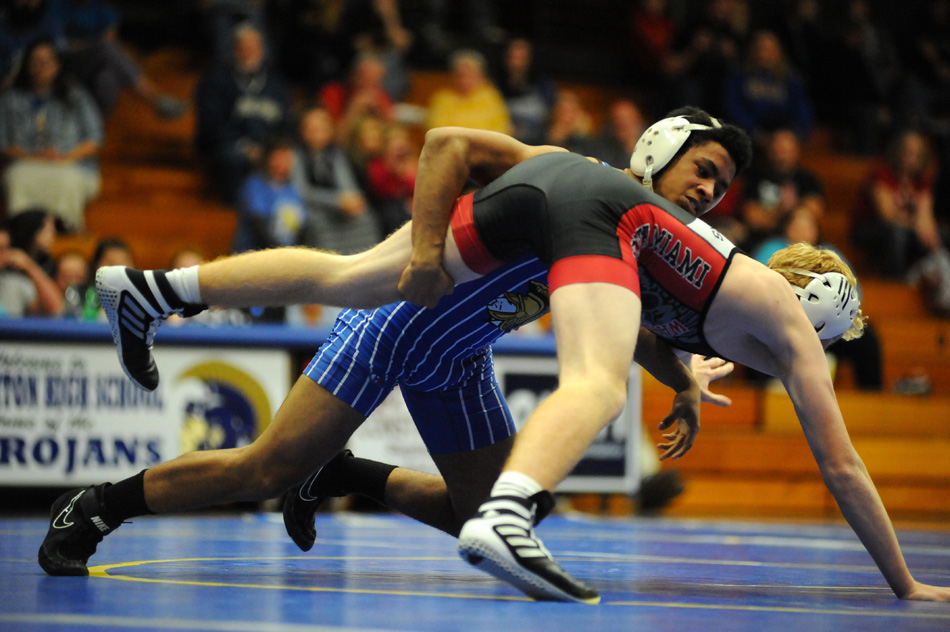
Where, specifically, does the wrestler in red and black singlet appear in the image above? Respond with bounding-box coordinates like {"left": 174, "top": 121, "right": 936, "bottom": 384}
{"left": 449, "top": 151, "right": 738, "bottom": 356}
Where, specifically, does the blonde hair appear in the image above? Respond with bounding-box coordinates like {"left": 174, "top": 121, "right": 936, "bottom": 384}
{"left": 766, "top": 242, "right": 867, "bottom": 340}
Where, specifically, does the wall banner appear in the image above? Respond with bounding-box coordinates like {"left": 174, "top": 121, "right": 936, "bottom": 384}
{"left": 0, "top": 343, "right": 291, "bottom": 486}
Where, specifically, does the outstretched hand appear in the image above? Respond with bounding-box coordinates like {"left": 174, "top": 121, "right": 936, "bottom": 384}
{"left": 397, "top": 259, "right": 455, "bottom": 308}
{"left": 691, "top": 355, "right": 735, "bottom": 407}
{"left": 657, "top": 385, "right": 701, "bottom": 460}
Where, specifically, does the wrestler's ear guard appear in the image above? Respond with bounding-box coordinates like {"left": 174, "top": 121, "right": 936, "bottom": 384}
{"left": 630, "top": 116, "right": 721, "bottom": 191}
{"left": 788, "top": 269, "right": 859, "bottom": 340}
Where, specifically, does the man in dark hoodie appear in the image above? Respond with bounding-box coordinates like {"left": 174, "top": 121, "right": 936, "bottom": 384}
{"left": 194, "top": 21, "right": 293, "bottom": 204}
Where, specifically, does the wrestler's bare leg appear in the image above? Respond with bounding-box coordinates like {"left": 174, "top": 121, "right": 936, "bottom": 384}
{"left": 197, "top": 221, "right": 482, "bottom": 310}
{"left": 198, "top": 223, "right": 412, "bottom": 310}
{"left": 144, "top": 377, "right": 364, "bottom": 512}
{"left": 456, "top": 282, "right": 640, "bottom": 603}
{"left": 503, "top": 283, "right": 641, "bottom": 488}
{"left": 145, "top": 366, "right": 510, "bottom": 539}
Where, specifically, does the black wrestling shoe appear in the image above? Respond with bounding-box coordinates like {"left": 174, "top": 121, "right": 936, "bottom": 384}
{"left": 38, "top": 485, "right": 119, "bottom": 576}
{"left": 457, "top": 492, "right": 600, "bottom": 604}
{"left": 96, "top": 266, "right": 204, "bottom": 391}
{"left": 283, "top": 450, "right": 353, "bottom": 552}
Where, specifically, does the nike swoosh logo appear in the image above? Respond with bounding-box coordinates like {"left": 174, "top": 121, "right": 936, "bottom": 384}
{"left": 298, "top": 467, "right": 327, "bottom": 502}
{"left": 52, "top": 490, "right": 85, "bottom": 529}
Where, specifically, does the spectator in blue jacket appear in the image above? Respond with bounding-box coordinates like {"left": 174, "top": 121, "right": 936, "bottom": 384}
{"left": 232, "top": 136, "right": 307, "bottom": 254}
{"left": 722, "top": 29, "right": 814, "bottom": 147}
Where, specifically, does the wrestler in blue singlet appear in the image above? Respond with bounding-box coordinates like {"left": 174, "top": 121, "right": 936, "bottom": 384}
{"left": 304, "top": 256, "right": 549, "bottom": 455}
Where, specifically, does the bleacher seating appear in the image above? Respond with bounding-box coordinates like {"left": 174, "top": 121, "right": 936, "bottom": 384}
{"left": 51, "top": 48, "right": 230, "bottom": 269}
{"left": 53, "top": 46, "right": 950, "bottom": 524}
{"left": 634, "top": 371, "right": 950, "bottom": 522}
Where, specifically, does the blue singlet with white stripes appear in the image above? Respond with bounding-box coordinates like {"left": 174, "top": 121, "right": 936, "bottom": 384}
{"left": 303, "top": 256, "right": 549, "bottom": 454}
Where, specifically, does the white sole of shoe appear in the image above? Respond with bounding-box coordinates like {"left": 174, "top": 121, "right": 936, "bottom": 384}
{"left": 457, "top": 521, "right": 600, "bottom": 604}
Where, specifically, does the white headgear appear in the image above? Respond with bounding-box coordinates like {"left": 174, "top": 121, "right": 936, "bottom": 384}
{"left": 630, "top": 116, "right": 722, "bottom": 191}
{"left": 789, "top": 269, "right": 859, "bottom": 340}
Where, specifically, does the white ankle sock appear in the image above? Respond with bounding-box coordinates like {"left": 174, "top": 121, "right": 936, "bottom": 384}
{"left": 491, "top": 471, "right": 543, "bottom": 499}
{"left": 165, "top": 266, "right": 202, "bottom": 304}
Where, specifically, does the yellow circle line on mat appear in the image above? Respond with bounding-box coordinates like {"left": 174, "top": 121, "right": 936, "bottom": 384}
{"left": 89, "top": 556, "right": 529, "bottom": 602}
{"left": 86, "top": 556, "right": 948, "bottom": 619}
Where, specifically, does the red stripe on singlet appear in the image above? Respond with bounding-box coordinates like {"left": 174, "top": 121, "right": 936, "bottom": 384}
{"left": 449, "top": 193, "right": 504, "bottom": 275}
{"left": 549, "top": 255, "right": 641, "bottom": 295}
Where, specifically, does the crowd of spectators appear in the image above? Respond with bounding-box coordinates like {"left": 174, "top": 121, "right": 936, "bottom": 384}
{"left": 1, "top": 0, "right": 949, "bottom": 392}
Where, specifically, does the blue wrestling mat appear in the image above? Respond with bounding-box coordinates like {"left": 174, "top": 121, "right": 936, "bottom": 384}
{"left": 2, "top": 512, "right": 949, "bottom": 631}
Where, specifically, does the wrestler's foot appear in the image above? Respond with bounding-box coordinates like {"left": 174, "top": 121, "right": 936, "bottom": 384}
{"left": 282, "top": 450, "right": 354, "bottom": 552}
{"left": 96, "top": 266, "right": 204, "bottom": 391}
{"left": 38, "top": 485, "right": 119, "bottom": 576}
{"left": 457, "top": 492, "right": 600, "bottom": 603}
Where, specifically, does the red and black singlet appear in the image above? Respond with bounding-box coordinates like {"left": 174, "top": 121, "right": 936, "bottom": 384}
{"left": 449, "top": 152, "right": 736, "bottom": 356}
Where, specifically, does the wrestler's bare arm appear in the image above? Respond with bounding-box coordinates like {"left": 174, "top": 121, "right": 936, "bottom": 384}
{"left": 398, "top": 127, "right": 566, "bottom": 307}
{"left": 755, "top": 278, "right": 950, "bottom": 601}
{"left": 634, "top": 328, "right": 702, "bottom": 460}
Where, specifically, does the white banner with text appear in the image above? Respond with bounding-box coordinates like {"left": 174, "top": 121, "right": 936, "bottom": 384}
{"left": 0, "top": 343, "right": 291, "bottom": 486}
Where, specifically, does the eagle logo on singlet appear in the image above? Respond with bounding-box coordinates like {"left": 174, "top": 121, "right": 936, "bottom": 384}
{"left": 486, "top": 280, "right": 551, "bottom": 331}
